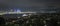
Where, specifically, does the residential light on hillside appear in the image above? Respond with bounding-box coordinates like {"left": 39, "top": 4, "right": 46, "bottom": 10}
{"left": 22, "top": 14, "right": 28, "bottom": 17}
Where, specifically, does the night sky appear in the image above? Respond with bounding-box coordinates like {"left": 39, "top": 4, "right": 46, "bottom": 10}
{"left": 0, "top": 0, "right": 60, "bottom": 13}
{"left": 0, "top": 0, "right": 60, "bottom": 7}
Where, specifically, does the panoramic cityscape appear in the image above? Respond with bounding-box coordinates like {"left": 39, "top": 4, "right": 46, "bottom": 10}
{"left": 0, "top": 0, "right": 60, "bottom": 26}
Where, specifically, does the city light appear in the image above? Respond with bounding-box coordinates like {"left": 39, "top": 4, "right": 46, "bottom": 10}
{"left": 16, "top": 9, "right": 21, "bottom": 12}
{"left": 14, "top": 9, "right": 21, "bottom": 12}
{"left": 22, "top": 14, "right": 28, "bottom": 16}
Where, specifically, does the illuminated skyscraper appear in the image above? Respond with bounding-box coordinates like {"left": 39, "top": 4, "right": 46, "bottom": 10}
{"left": 14, "top": 8, "right": 21, "bottom": 12}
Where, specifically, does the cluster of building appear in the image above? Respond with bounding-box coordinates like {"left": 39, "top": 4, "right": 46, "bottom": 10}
{"left": 0, "top": 13, "right": 59, "bottom": 26}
